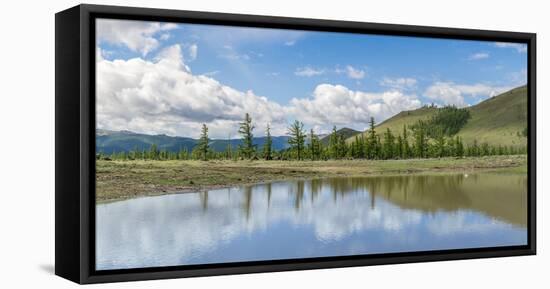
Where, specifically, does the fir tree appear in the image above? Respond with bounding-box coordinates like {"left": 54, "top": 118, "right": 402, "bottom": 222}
{"left": 196, "top": 124, "right": 209, "bottom": 161}
{"left": 288, "top": 120, "right": 306, "bottom": 160}
{"left": 263, "top": 124, "right": 273, "bottom": 160}
{"left": 238, "top": 113, "right": 255, "bottom": 159}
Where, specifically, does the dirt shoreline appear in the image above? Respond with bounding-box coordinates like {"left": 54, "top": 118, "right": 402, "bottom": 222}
{"left": 96, "top": 155, "right": 527, "bottom": 203}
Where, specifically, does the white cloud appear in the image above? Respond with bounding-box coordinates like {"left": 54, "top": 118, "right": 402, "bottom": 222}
{"left": 494, "top": 42, "right": 527, "bottom": 53}
{"left": 98, "top": 45, "right": 423, "bottom": 138}
{"left": 284, "top": 40, "right": 296, "bottom": 46}
{"left": 97, "top": 44, "right": 287, "bottom": 139}
{"left": 96, "top": 19, "right": 177, "bottom": 56}
{"left": 202, "top": 70, "right": 220, "bottom": 77}
{"left": 424, "top": 82, "right": 511, "bottom": 107}
{"left": 508, "top": 68, "right": 527, "bottom": 85}
{"left": 295, "top": 66, "right": 325, "bottom": 77}
{"left": 345, "top": 65, "right": 366, "bottom": 79}
{"left": 380, "top": 77, "right": 417, "bottom": 90}
{"left": 289, "top": 84, "right": 421, "bottom": 126}
{"left": 468, "top": 52, "right": 489, "bottom": 60}
{"left": 218, "top": 45, "right": 251, "bottom": 61}
{"left": 188, "top": 44, "right": 198, "bottom": 61}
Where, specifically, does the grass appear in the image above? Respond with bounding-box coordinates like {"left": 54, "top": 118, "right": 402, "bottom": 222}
{"left": 96, "top": 155, "right": 527, "bottom": 202}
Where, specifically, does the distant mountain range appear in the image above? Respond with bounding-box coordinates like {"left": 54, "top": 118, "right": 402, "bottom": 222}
{"left": 96, "top": 129, "right": 291, "bottom": 154}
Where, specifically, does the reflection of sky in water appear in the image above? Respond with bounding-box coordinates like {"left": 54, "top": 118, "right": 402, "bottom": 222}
{"left": 96, "top": 175, "right": 527, "bottom": 270}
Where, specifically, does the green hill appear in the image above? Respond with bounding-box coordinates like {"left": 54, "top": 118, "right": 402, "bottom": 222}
{"left": 458, "top": 85, "right": 527, "bottom": 146}
{"left": 320, "top": 127, "right": 361, "bottom": 145}
{"left": 347, "top": 85, "right": 528, "bottom": 147}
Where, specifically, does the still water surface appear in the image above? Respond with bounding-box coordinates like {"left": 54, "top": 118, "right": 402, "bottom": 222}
{"left": 96, "top": 173, "right": 527, "bottom": 270}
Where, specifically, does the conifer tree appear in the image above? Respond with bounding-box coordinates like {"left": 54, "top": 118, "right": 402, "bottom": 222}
{"left": 309, "top": 128, "right": 320, "bottom": 160}
{"left": 288, "top": 120, "right": 306, "bottom": 160}
{"left": 329, "top": 126, "right": 339, "bottom": 159}
{"left": 149, "top": 144, "right": 159, "bottom": 160}
{"left": 366, "top": 117, "right": 377, "bottom": 159}
{"left": 383, "top": 128, "right": 395, "bottom": 159}
{"left": 413, "top": 126, "right": 427, "bottom": 158}
{"left": 238, "top": 113, "right": 255, "bottom": 159}
{"left": 263, "top": 124, "right": 273, "bottom": 160}
{"left": 402, "top": 125, "right": 410, "bottom": 158}
{"left": 196, "top": 124, "right": 209, "bottom": 161}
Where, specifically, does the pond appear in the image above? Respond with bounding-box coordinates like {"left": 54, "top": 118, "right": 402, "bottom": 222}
{"left": 96, "top": 173, "right": 527, "bottom": 270}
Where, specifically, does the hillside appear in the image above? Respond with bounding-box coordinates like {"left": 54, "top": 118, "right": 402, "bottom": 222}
{"left": 347, "top": 85, "right": 528, "bottom": 146}
{"left": 96, "top": 129, "right": 290, "bottom": 154}
{"left": 458, "top": 85, "right": 527, "bottom": 146}
{"left": 320, "top": 127, "right": 361, "bottom": 145}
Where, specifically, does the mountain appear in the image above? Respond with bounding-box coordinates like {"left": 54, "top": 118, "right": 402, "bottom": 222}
{"left": 319, "top": 127, "right": 361, "bottom": 145}
{"left": 96, "top": 129, "right": 290, "bottom": 154}
{"left": 347, "top": 85, "right": 528, "bottom": 146}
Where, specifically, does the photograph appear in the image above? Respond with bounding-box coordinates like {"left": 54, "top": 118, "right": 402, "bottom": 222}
{"left": 94, "top": 18, "right": 528, "bottom": 271}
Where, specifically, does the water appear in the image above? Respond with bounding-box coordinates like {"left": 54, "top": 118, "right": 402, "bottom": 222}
{"left": 96, "top": 173, "right": 527, "bottom": 270}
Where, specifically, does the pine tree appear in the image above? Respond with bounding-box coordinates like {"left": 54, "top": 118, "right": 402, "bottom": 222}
{"left": 329, "top": 126, "right": 339, "bottom": 159}
{"left": 149, "top": 144, "right": 159, "bottom": 160}
{"left": 238, "top": 113, "right": 255, "bottom": 159}
{"left": 288, "top": 120, "right": 306, "bottom": 160}
{"left": 471, "top": 139, "right": 479, "bottom": 157}
{"left": 413, "top": 126, "right": 427, "bottom": 158}
{"left": 383, "top": 128, "right": 395, "bottom": 159}
{"left": 263, "top": 124, "right": 273, "bottom": 160}
{"left": 402, "top": 125, "right": 410, "bottom": 158}
{"left": 337, "top": 135, "right": 347, "bottom": 159}
{"left": 225, "top": 133, "right": 233, "bottom": 160}
{"left": 309, "top": 128, "right": 320, "bottom": 160}
{"left": 196, "top": 124, "right": 209, "bottom": 161}
{"left": 435, "top": 129, "right": 446, "bottom": 158}
{"left": 366, "top": 117, "right": 377, "bottom": 159}
{"left": 396, "top": 135, "right": 403, "bottom": 159}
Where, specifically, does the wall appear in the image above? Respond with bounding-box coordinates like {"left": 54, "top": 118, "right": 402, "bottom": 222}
{"left": 0, "top": 0, "right": 546, "bottom": 287}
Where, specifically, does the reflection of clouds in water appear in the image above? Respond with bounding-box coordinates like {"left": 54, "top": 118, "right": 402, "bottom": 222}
{"left": 426, "top": 211, "right": 518, "bottom": 236}
{"left": 96, "top": 177, "right": 526, "bottom": 270}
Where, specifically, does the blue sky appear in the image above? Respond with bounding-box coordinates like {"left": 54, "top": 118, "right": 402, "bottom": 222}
{"left": 96, "top": 19, "right": 527, "bottom": 138}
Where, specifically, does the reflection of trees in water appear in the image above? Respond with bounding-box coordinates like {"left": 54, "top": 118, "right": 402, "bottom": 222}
{"left": 289, "top": 180, "right": 305, "bottom": 211}
{"left": 243, "top": 186, "right": 253, "bottom": 220}
{"left": 201, "top": 173, "right": 526, "bottom": 227}
{"left": 310, "top": 179, "right": 322, "bottom": 203}
{"left": 361, "top": 174, "right": 471, "bottom": 212}
{"left": 199, "top": 191, "right": 208, "bottom": 211}
{"left": 266, "top": 183, "right": 272, "bottom": 208}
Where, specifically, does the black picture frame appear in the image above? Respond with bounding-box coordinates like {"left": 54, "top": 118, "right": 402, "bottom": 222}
{"left": 55, "top": 4, "right": 536, "bottom": 284}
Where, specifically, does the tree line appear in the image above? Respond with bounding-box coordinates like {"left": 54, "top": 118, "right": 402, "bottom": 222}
{"left": 98, "top": 109, "right": 527, "bottom": 161}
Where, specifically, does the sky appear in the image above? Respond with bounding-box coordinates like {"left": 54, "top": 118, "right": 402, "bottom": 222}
{"left": 95, "top": 19, "right": 527, "bottom": 139}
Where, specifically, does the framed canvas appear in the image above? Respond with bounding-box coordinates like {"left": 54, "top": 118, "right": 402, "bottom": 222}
{"left": 55, "top": 4, "right": 536, "bottom": 284}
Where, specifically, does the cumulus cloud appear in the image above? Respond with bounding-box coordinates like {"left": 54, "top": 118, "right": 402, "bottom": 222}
{"left": 218, "top": 45, "right": 251, "bottom": 61}
{"left": 295, "top": 66, "right": 325, "bottom": 77}
{"left": 380, "top": 77, "right": 417, "bottom": 90}
{"left": 289, "top": 84, "right": 421, "bottom": 127}
{"left": 188, "top": 44, "right": 198, "bottom": 61}
{"left": 468, "top": 52, "right": 489, "bottom": 60}
{"left": 424, "top": 82, "right": 511, "bottom": 107}
{"left": 494, "top": 42, "right": 527, "bottom": 53}
{"left": 345, "top": 65, "right": 366, "bottom": 79}
{"left": 96, "top": 44, "right": 287, "bottom": 138}
{"left": 97, "top": 19, "right": 177, "bottom": 56}
{"left": 284, "top": 40, "right": 296, "bottom": 46}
